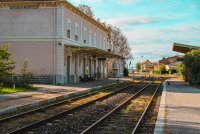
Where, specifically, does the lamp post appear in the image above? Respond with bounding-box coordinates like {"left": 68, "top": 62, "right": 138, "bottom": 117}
{"left": 129, "top": 57, "right": 134, "bottom": 74}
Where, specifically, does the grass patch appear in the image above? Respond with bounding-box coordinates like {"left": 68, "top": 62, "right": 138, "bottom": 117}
{"left": 0, "top": 85, "right": 37, "bottom": 95}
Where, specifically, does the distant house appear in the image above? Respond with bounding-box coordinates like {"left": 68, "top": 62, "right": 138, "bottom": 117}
{"left": 140, "top": 60, "right": 154, "bottom": 72}
{"left": 165, "top": 61, "right": 182, "bottom": 72}
{"left": 159, "top": 55, "right": 183, "bottom": 65}
{"left": 159, "top": 55, "right": 184, "bottom": 74}
{"left": 153, "top": 62, "right": 160, "bottom": 70}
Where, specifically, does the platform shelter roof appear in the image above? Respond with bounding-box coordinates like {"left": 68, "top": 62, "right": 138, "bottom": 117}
{"left": 173, "top": 43, "right": 200, "bottom": 53}
{"left": 65, "top": 45, "right": 124, "bottom": 59}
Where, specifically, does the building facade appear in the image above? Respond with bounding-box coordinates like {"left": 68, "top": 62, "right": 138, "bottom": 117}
{"left": 107, "top": 59, "right": 124, "bottom": 77}
{"left": 0, "top": 0, "right": 122, "bottom": 85}
{"left": 140, "top": 60, "right": 154, "bottom": 72}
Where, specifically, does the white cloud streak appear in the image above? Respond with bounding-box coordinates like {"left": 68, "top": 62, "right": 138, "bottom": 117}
{"left": 107, "top": 16, "right": 165, "bottom": 27}
{"left": 117, "top": 0, "right": 142, "bottom": 4}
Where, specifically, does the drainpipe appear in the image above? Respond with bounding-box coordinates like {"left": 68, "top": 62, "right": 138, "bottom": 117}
{"left": 53, "top": 7, "right": 57, "bottom": 85}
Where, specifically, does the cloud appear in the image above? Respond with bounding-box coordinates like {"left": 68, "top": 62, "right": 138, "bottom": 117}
{"left": 124, "top": 23, "right": 200, "bottom": 63}
{"left": 71, "top": 0, "right": 142, "bottom": 5}
{"left": 117, "top": 0, "right": 142, "bottom": 4}
{"left": 126, "top": 24, "right": 200, "bottom": 44}
{"left": 107, "top": 16, "right": 164, "bottom": 27}
{"left": 72, "top": 0, "right": 103, "bottom": 4}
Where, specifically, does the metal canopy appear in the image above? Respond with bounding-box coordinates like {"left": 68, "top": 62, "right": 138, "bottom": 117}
{"left": 173, "top": 43, "right": 200, "bottom": 53}
{"left": 66, "top": 45, "right": 124, "bottom": 59}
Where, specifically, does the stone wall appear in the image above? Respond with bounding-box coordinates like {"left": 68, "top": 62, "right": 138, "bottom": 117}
{"left": 13, "top": 75, "right": 54, "bottom": 85}
{"left": 30, "top": 75, "right": 54, "bottom": 84}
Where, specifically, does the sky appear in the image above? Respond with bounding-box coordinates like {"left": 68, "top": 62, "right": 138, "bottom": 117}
{"left": 68, "top": 0, "right": 200, "bottom": 69}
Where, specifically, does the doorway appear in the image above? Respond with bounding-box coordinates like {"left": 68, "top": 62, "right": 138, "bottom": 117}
{"left": 83, "top": 58, "right": 86, "bottom": 76}
{"left": 89, "top": 59, "right": 92, "bottom": 76}
{"left": 94, "top": 60, "right": 96, "bottom": 74}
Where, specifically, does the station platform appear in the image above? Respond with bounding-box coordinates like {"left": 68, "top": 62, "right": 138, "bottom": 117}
{"left": 154, "top": 78, "right": 200, "bottom": 134}
{"left": 0, "top": 78, "right": 131, "bottom": 115}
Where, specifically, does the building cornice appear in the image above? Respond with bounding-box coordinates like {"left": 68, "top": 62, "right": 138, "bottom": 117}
{"left": 0, "top": 0, "right": 110, "bottom": 33}
{"left": 0, "top": 36, "right": 103, "bottom": 50}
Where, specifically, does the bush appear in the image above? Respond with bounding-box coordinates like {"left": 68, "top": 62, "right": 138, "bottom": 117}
{"left": 135, "top": 63, "right": 141, "bottom": 72}
{"left": 153, "top": 70, "right": 160, "bottom": 75}
{"left": 184, "top": 50, "right": 200, "bottom": 85}
{"left": 19, "top": 59, "right": 33, "bottom": 87}
{"left": 0, "top": 44, "right": 15, "bottom": 86}
{"left": 177, "top": 63, "right": 185, "bottom": 79}
{"left": 124, "top": 67, "right": 129, "bottom": 76}
{"left": 159, "top": 65, "right": 167, "bottom": 74}
{"left": 168, "top": 69, "right": 172, "bottom": 75}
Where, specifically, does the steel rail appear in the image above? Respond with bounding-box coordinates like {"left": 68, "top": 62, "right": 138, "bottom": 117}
{"left": 80, "top": 81, "right": 153, "bottom": 134}
{"left": 131, "top": 82, "right": 163, "bottom": 134}
{"left": 6, "top": 80, "right": 145, "bottom": 134}
{"left": 0, "top": 82, "right": 128, "bottom": 123}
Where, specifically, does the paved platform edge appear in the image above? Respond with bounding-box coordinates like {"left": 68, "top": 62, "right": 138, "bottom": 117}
{"left": 0, "top": 82, "right": 120, "bottom": 115}
{"left": 154, "top": 80, "right": 167, "bottom": 134}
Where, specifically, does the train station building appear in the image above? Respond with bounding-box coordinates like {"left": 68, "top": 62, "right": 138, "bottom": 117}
{"left": 0, "top": 0, "right": 124, "bottom": 85}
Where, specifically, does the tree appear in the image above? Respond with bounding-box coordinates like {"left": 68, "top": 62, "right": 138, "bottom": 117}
{"left": 78, "top": 4, "right": 94, "bottom": 18}
{"left": 162, "top": 56, "right": 165, "bottom": 60}
{"left": 123, "top": 67, "right": 129, "bottom": 76}
{"left": 106, "top": 26, "right": 132, "bottom": 59}
{"left": 177, "top": 63, "right": 185, "bottom": 79}
{"left": 20, "top": 58, "right": 33, "bottom": 87}
{"left": 104, "top": 25, "right": 132, "bottom": 77}
{"left": 184, "top": 50, "right": 200, "bottom": 85}
{"left": 159, "top": 65, "right": 166, "bottom": 74}
{"left": 0, "top": 44, "right": 15, "bottom": 85}
{"left": 136, "top": 63, "right": 141, "bottom": 72}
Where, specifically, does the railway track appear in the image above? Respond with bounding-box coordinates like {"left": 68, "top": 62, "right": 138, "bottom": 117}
{"left": 80, "top": 81, "right": 163, "bottom": 134}
{"left": 0, "top": 79, "right": 148, "bottom": 134}
{"left": 133, "top": 82, "right": 163, "bottom": 134}
{"left": 3, "top": 79, "right": 154, "bottom": 134}
{"left": 0, "top": 82, "right": 129, "bottom": 121}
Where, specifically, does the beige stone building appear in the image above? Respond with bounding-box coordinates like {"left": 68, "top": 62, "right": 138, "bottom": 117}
{"left": 0, "top": 0, "right": 124, "bottom": 84}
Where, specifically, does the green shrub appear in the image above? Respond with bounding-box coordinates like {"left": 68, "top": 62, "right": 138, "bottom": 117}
{"left": 0, "top": 44, "right": 15, "bottom": 86}
{"left": 19, "top": 59, "right": 33, "bottom": 87}
{"left": 177, "top": 63, "right": 185, "bottom": 79}
{"left": 135, "top": 62, "right": 141, "bottom": 72}
{"left": 160, "top": 65, "right": 167, "bottom": 74}
{"left": 168, "top": 69, "right": 172, "bottom": 74}
{"left": 124, "top": 67, "right": 129, "bottom": 76}
{"left": 184, "top": 50, "right": 200, "bottom": 85}
{"left": 153, "top": 70, "right": 160, "bottom": 74}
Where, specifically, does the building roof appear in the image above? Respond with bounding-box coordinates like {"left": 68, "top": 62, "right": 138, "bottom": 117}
{"left": 173, "top": 43, "right": 200, "bottom": 53}
{"left": 0, "top": 0, "right": 110, "bottom": 33}
{"left": 140, "top": 60, "right": 154, "bottom": 68}
{"left": 159, "top": 55, "right": 183, "bottom": 65}
{"left": 141, "top": 60, "right": 152, "bottom": 64}
{"left": 65, "top": 45, "right": 124, "bottom": 59}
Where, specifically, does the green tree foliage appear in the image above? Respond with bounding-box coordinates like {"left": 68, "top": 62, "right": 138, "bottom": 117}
{"left": 20, "top": 59, "right": 33, "bottom": 87}
{"left": 153, "top": 70, "right": 160, "bottom": 75}
{"left": 123, "top": 67, "right": 129, "bottom": 76}
{"left": 136, "top": 63, "right": 141, "bottom": 72}
{"left": 184, "top": 50, "right": 200, "bottom": 85}
{"left": 177, "top": 63, "right": 185, "bottom": 79}
{"left": 0, "top": 44, "right": 15, "bottom": 85}
{"left": 159, "top": 65, "right": 166, "bottom": 74}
